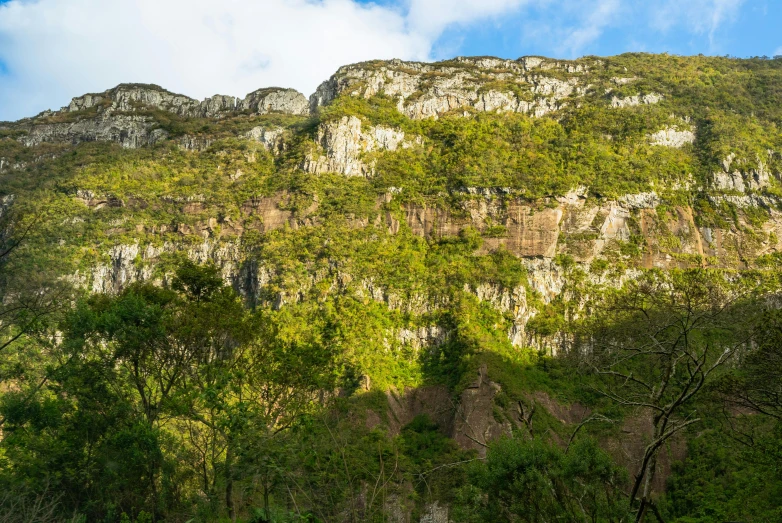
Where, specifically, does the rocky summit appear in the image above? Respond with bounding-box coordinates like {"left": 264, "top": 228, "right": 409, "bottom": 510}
{"left": 2, "top": 53, "right": 782, "bottom": 521}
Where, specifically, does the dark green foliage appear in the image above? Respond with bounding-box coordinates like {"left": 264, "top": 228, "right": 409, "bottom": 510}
{"left": 662, "top": 424, "right": 782, "bottom": 522}
{"left": 454, "top": 437, "right": 629, "bottom": 522}
{"left": 0, "top": 262, "right": 338, "bottom": 521}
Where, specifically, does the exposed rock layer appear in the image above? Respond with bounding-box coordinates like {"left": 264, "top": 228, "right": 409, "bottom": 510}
{"left": 12, "top": 84, "right": 309, "bottom": 148}
{"left": 310, "top": 56, "right": 590, "bottom": 119}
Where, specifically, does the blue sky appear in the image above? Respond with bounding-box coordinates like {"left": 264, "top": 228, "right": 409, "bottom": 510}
{"left": 0, "top": 0, "right": 780, "bottom": 121}
{"left": 431, "top": 1, "right": 782, "bottom": 59}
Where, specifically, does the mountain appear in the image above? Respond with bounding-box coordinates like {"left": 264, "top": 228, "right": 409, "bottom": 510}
{"left": 3, "top": 54, "right": 781, "bottom": 339}
{"left": 1, "top": 53, "right": 782, "bottom": 521}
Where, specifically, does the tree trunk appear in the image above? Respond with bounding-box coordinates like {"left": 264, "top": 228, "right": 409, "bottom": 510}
{"left": 264, "top": 483, "right": 271, "bottom": 522}
{"left": 637, "top": 450, "right": 659, "bottom": 522}
{"left": 642, "top": 450, "right": 658, "bottom": 500}
{"left": 225, "top": 444, "right": 235, "bottom": 522}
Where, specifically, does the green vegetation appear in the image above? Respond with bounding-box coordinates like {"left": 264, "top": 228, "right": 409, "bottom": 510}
{"left": 2, "top": 54, "right": 782, "bottom": 521}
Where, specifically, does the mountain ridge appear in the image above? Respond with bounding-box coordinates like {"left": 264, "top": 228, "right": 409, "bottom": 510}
{"left": 2, "top": 51, "right": 782, "bottom": 341}
{"left": 3, "top": 53, "right": 594, "bottom": 124}
{"left": 2, "top": 52, "right": 782, "bottom": 521}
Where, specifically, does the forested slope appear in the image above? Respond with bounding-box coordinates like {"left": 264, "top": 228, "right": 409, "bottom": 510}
{"left": 1, "top": 53, "right": 781, "bottom": 522}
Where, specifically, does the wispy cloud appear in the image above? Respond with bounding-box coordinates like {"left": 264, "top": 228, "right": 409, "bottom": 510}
{"left": 558, "top": 0, "right": 623, "bottom": 56}
{"left": 775, "top": 46, "right": 782, "bottom": 57}
{"left": 706, "top": 0, "right": 745, "bottom": 46}
{"left": 406, "top": 0, "right": 533, "bottom": 38}
{"left": 652, "top": 0, "right": 745, "bottom": 48}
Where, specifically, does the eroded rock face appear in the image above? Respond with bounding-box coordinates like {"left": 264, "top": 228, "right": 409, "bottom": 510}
{"left": 91, "top": 243, "right": 151, "bottom": 294}
{"left": 649, "top": 126, "right": 695, "bottom": 147}
{"left": 712, "top": 153, "right": 773, "bottom": 192}
{"left": 15, "top": 84, "right": 309, "bottom": 149}
{"left": 245, "top": 126, "right": 286, "bottom": 154}
{"left": 19, "top": 114, "right": 168, "bottom": 148}
{"left": 453, "top": 365, "right": 512, "bottom": 457}
{"left": 66, "top": 84, "right": 309, "bottom": 118}
{"left": 399, "top": 198, "right": 563, "bottom": 258}
{"left": 523, "top": 258, "right": 566, "bottom": 303}
{"left": 384, "top": 386, "right": 455, "bottom": 437}
{"left": 237, "top": 88, "right": 309, "bottom": 116}
{"left": 619, "top": 192, "right": 659, "bottom": 209}
{"left": 89, "top": 240, "right": 240, "bottom": 294}
{"left": 80, "top": 185, "right": 782, "bottom": 304}
{"left": 302, "top": 115, "right": 413, "bottom": 176}
{"left": 396, "top": 326, "right": 448, "bottom": 351}
{"left": 67, "top": 85, "right": 236, "bottom": 118}
{"left": 468, "top": 283, "right": 531, "bottom": 347}
{"left": 610, "top": 93, "right": 663, "bottom": 108}
{"left": 179, "top": 135, "right": 214, "bottom": 152}
{"left": 377, "top": 366, "right": 515, "bottom": 457}
{"left": 310, "top": 56, "right": 589, "bottom": 119}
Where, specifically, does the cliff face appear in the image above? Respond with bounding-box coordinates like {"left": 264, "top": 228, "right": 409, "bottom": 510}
{"left": 4, "top": 53, "right": 781, "bottom": 320}
{"left": 301, "top": 115, "right": 416, "bottom": 176}
{"left": 309, "top": 56, "right": 592, "bottom": 119}
{"left": 3, "top": 54, "right": 782, "bottom": 467}
{"left": 64, "top": 84, "right": 310, "bottom": 119}
{"left": 6, "top": 83, "right": 309, "bottom": 149}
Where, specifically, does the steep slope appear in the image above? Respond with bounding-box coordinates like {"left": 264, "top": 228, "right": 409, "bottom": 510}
{"left": 2, "top": 51, "right": 782, "bottom": 443}
{"left": 3, "top": 52, "right": 782, "bottom": 521}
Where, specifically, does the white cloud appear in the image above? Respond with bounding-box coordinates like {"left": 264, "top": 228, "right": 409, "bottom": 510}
{"left": 513, "top": 0, "right": 623, "bottom": 57}
{"left": 652, "top": 0, "right": 745, "bottom": 46}
{"left": 707, "top": 0, "right": 745, "bottom": 41}
{"left": 557, "top": 0, "right": 622, "bottom": 55}
{"left": 0, "top": 0, "right": 533, "bottom": 121}
{"left": 406, "top": 0, "right": 532, "bottom": 38}
{"left": 775, "top": 47, "right": 782, "bottom": 57}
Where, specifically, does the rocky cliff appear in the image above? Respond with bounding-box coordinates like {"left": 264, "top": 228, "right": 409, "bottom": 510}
{"left": 3, "top": 54, "right": 781, "bottom": 340}
{"left": 3, "top": 53, "right": 782, "bottom": 472}
{"left": 5, "top": 83, "right": 309, "bottom": 149}
{"left": 309, "top": 56, "right": 592, "bottom": 119}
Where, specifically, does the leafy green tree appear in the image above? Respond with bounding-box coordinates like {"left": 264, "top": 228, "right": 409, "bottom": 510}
{"left": 583, "top": 269, "right": 760, "bottom": 520}
{"left": 660, "top": 308, "right": 782, "bottom": 522}
{"left": 454, "top": 436, "right": 628, "bottom": 522}
{"left": 0, "top": 260, "right": 340, "bottom": 521}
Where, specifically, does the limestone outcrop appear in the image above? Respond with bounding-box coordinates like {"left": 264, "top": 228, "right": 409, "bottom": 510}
{"left": 65, "top": 83, "right": 308, "bottom": 118}
{"left": 237, "top": 87, "right": 309, "bottom": 116}
{"left": 244, "top": 126, "right": 287, "bottom": 154}
{"left": 712, "top": 152, "right": 775, "bottom": 192}
{"left": 302, "top": 115, "right": 414, "bottom": 176}
{"left": 610, "top": 93, "right": 663, "bottom": 108}
{"left": 468, "top": 283, "right": 531, "bottom": 346}
{"left": 649, "top": 126, "right": 695, "bottom": 147}
{"left": 18, "top": 114, "right": 168, "bottom": 148}
{"left": 310, "top": 56, "right": 589, "bottom": 119}
{"left": 178, "top": 134, "right": 214, "bottom": 152}
{"left": 11, "top": 83, "right": 309, "bottom": 149}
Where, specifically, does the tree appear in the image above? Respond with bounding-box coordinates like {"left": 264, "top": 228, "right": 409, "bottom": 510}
{"left": 719, "top": 308, "right": 782, "bottom": 422}
{"left": 583, "top": 269, "right": 757, "bottom": 521}
{"left": 0, "top": 202, "right": 68, "bottom": 357}
{"left": 0, "top": 259, "right": 339, "bottom": 521}
{"left": 454, "top": 436, "right": 628, "bottom": 522}
{"left": 164, "top": 261, "right": 338, "bottom": 520}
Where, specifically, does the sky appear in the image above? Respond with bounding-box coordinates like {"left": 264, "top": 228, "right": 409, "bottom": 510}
{"left": 0, "top": 0, "right": 780, "bottom": 121}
